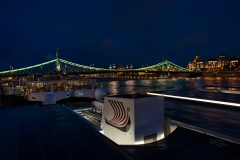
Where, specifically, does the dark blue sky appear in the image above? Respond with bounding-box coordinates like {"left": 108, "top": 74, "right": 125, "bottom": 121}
{"left": 1, "top": 0, "right": 240, "bottom": 70}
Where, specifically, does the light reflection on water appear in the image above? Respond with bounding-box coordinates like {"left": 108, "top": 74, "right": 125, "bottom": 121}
{"left": 124, "top": 80, "right": 136, "bottom": 94}
{"left": 68, "top": 77, "right": 240, "bottom": 138}
{"left": 102, "top": 78, "right": 188, "bottom": 96}
{"left": 100, "top": 77, "right": 240, "bottom": 96}
{"left": 107, "top": 81, "right": 119, "bottom": 95}
{"left": 203, "top": 77, "right": 240, "bottom": 88}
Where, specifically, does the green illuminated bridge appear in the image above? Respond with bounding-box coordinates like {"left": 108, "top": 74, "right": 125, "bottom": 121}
{"left": 0, "top": 50, "right": 192, "bottom": 76}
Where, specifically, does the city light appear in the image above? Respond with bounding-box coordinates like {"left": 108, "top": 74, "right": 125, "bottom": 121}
{"left": 188, "top": 53, "right": 240, "bottom": 71}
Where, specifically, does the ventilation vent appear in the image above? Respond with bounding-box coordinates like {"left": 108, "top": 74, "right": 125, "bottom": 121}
{"left": 144, "top": 132, "right": 157, "bottom": 144}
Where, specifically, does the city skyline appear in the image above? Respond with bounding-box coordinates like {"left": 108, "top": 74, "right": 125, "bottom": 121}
{"left": 188, "top": 52, "right": 240, "bottom": 71}
{"left": 1, "top": 1, "right": 240, "bottom": 70}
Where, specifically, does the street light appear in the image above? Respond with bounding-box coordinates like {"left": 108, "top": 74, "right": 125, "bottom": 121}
{"left": 130, "top": 64, "right": 133, "bottom": 69}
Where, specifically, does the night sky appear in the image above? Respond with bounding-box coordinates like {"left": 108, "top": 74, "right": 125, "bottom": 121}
{"left": 1, "top": 0, "right": 240, "bottom": 70}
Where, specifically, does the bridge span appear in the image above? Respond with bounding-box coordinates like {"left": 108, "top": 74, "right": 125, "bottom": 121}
{"left": 0, "top": 50, "right": 192, "bottom": 77}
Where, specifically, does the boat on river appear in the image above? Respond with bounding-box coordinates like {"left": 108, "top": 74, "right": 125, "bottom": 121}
{"left": 2, "top": 80, "right": 25, "bottom": 96}
{"left": 67, "top": 79, "right": 103, "bottom": 99}
{"left": 217, "top": 90, "right": 240, "bottom": 94}
{"left": 25, "top": 79, "right": 104, "bottom": 105}
{"left": 26, "top": 80, "right": 70, "bottom": 105}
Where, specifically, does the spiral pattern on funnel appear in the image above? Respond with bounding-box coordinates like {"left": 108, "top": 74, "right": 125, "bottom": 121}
{"left": 105, "top": 100, "right": 130, "bottom": 127}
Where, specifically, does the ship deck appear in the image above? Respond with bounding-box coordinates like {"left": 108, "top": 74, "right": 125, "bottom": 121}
{"left": 0, "top": 104, "right": 137, "bottom": 160}
{"left": 2, "top": 92, "right": 240, "bottom": 159}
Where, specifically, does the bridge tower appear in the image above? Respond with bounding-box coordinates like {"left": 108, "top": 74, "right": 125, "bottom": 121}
{"left": 56, "top": 48, "right": 61, "bottom": 72}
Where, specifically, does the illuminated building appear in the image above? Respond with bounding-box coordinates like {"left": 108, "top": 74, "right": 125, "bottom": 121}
{"left": 187, "top": 55, "right": 202, "bottom": 71}
{"left": 187, "top": 53, "right": 240, "bottom": 71}
{"left": 217, "top": 53, "right": 229, "bottom": 69}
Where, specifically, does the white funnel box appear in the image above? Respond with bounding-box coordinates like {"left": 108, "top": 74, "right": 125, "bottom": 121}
{"left": 101, "top": 95, "right": 164, "bottom": 145}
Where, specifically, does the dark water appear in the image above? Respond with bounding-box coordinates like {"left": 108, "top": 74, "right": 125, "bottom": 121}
{"left": 99, "top": 77, "right": 240, "bottom": 96}
{"left": 164, "top": 97, "right": 240, "bottom": 139}
{"left": 70, "top": 77, "right": 240, "bottom": 139}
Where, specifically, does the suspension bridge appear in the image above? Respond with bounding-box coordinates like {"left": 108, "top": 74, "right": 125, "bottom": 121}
{"left": 0, "top": 49, "right": 192, "bottom": 76}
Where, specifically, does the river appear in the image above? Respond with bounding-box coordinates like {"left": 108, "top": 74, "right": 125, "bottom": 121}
{"left": 98, "top": 77, "right": 240, "bottom": 96}
{"left": 67, "top": 77, "right": 240, "bottom": 139}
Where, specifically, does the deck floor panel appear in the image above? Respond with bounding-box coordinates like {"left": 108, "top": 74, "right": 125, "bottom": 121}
{"left": 50, "top": 123, "right": 100, "bottom": 159}
{"left": 0, "top": 133, "right": 19, "bottom": 160}
{"left": 0, "top": 104, "right": 137, "bottom": 160}
{"left": 19, "top": 129, "right": 43, "bottom": 160}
